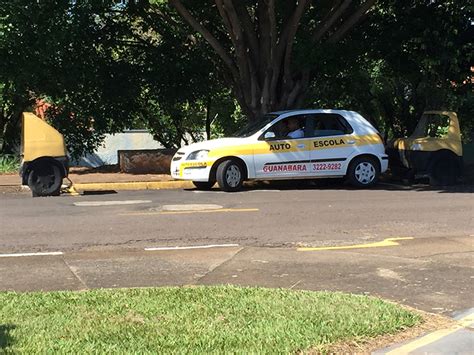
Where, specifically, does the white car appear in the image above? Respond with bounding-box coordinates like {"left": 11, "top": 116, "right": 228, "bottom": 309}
{"left": 171, "top": 109, "right": 388, "bottom": 191}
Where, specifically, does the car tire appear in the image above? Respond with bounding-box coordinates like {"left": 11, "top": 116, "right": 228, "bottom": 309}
{"left": 347, "top": 156, "right": 380, "bottom": 188}
{"left": 429, "top": 158, "right": 459, "bottom": 186}
{"left": 27, "top": 163, "right": 62, "bottom": 197}
{"left": 216, "top": 159, "right": 244, "bottom": 192}
{"left": 192, "top": 181, "right": 215, "bottom": 190}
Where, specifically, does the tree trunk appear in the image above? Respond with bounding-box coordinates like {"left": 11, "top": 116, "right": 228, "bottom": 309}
{"left": 169, "top": 0, "right": 375, "bottom": 121}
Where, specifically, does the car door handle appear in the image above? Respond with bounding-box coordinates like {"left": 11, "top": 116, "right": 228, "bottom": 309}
{"left": 346, "top": 140, "right": 355, "bottom": 144}
{"left": 297, "top": 144, "right": 305, "bottom": 149}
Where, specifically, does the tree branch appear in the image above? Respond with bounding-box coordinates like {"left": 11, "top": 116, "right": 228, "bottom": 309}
{"left": 215, "top": 0, "right": 235, "bottom": 44}
{"left": 327, "top": 0, "right": 376, "bottom": 43}
{"left": 219, "top": 0, "right": 258, "bottom": 110}
{"left": 311, "top": 0, "right": 352, "bottom": 43}
{"left": 282, "top": 0, "right": 311, "bottom": 86}
{"left": 234, "top": 2, "right": 259, "bottom": 64}
{"left": 169, "top": 0, "right": 239, "bottom": 81}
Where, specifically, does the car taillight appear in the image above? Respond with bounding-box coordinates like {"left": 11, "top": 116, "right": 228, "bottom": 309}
{"left": 376, "top": 132, "right": 385, "bottom": 144}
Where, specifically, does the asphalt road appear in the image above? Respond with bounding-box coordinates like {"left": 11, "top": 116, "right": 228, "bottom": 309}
{"left": 0, "top": 182, "right": 473, "bottom": 253}
{"left": 1, "top": 182, "right": 473, "bottom": 352}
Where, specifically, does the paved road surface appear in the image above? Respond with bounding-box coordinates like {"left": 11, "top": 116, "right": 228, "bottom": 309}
{"left": 1, "top": 183, "right": 473, "bottom": 318}
{"left": 1, "top": 183, "right": 473, "bottom": 252}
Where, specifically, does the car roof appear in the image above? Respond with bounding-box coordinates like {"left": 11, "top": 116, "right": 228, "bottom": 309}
{"left": 269, "top": 109, "right": 357, "bottom": 115}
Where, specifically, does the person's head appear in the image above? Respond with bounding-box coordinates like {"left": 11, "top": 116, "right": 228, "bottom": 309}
{"left": 287, "top": 117, "right": 300, "bottom": 131}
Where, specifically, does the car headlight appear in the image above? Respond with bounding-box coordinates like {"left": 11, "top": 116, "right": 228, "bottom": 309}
{"left": 186, "top": 150, "right": 209, "bottom": 160}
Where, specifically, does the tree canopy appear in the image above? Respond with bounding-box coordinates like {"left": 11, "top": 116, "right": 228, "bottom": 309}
{"left": 0, "top": 0, "right": 472, "bottom": 156}
{"left": 168, "top": 0, "right": 378, "bottom": 120}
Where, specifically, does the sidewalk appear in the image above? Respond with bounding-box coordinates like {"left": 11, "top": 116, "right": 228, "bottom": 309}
{"left": 1, "top": 246, "right": 472, "bottom": 353}
{"left": 0, "top": 166, "right": 193, "bottom": 192}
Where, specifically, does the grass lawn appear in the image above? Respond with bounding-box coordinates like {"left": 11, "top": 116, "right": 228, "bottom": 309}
{"left": 0, "top": 286, "right": 421, "bottom": 353}
{"left": 0, "top": 155, "right": 19, "bottom": 174}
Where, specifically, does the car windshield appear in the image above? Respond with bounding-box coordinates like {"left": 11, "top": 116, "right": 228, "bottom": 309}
{"left": 410, "top": 113, "right": 450, "bottom": 138}
{"left": 232, "top": 114, "right": 279, "bottom": 137}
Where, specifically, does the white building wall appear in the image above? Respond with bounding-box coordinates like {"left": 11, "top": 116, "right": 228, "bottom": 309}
{"left": 75, "top": 130, "right": 164, "bottom": 167}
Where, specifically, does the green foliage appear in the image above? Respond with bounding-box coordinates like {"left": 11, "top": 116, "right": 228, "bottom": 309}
{"left": 458, "top": 91, "right": 474, "bottom": 142}
{"left": 0, "top": 286, "right": 421, "bottom": 353}
{"left": 307, "top": 0, "right": 473, "bottom": 139}
{"left": 0, "top": 154, "right": 19, "bottom": 173}
{"left": 0, "top": 0, "right": 471, "bottom": 157}
{"left": 0, "top": 0, "right": 241, "bottom": 155}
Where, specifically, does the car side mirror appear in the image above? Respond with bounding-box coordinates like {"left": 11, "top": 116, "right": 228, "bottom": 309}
{"left": 264, "top": 131, "right": 276, "bottom": 140}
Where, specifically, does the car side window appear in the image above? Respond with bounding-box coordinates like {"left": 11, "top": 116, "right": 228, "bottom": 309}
{"left": 426, "top": 114, "right": 450, "bottom": 138}
{"left": 263, "top": 115, "right": 306, "bottom": 140}
{"left": 308, "top": 113, "right": 353, "bottom": 138}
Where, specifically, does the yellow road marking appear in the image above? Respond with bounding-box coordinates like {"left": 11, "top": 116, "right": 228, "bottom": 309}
{"left": 297, "top": 237, "right": 414, "bottom": 251}
{"left": 120, "top": 208, "right": 259, "bottom": 216}
{"left": 385, "top": 311, "right": 474, "bottom": 354}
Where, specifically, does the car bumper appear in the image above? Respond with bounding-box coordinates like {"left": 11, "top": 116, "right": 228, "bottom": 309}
{"left": 381, "top": 156, "right": 389, "bottom": 173}
{"left": 170, "top": 160, "right": 212, "bottom": 182}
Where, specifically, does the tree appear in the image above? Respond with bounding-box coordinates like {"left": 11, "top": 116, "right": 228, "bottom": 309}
{"left": 306, "top": 0, "right": 473, "bottom": 138}
{"left": 166, "top": 0, "right": 376, "bottom": 121}
{"left": 0, "top": 0, "right": 137, "bottom": 156}
{"left": 0, "top": 82, "right": 34, "bottom": 153}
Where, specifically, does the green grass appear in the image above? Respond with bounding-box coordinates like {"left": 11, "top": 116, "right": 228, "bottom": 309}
{"left": 0, "top": 154, "right": 20, "bottom": 174}
{"left": 0, "top": 286, "right": 421, "bottom": 353}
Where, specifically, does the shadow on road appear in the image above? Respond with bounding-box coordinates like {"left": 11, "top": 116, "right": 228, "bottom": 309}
{"left": 0, "top": 324, "right": 16, "bottom": 350}
{"left": 188, "top": 179, "right": 474, "bottom": 193}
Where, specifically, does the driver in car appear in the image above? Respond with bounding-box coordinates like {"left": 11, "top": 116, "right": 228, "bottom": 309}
{"left": 286, "top": 117, "right": 304, "bottom": 138}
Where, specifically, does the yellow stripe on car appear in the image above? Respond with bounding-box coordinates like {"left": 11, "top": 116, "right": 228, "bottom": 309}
{"left": 207, "top": 134, "right": 382, "bottom": 158}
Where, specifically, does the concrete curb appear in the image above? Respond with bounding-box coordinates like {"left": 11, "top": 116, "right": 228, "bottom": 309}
{"left": 0, "top": 181, "right": 194, "bottom": 194}
{"left": 0, "top": 185, "right": 30, "bottom": 194}
{"left": 72, "top": 180, "right": 195, "bottom": 192}
{"left": 376, "top": 309, "right": 474, "bottom": 354}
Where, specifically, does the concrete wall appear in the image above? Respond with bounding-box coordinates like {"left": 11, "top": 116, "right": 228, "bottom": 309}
{"left": 118, "top": 149, "right": 176, "bottom": 174}
{"left": 74, "top": 130, "right": 164, "bottom": 167}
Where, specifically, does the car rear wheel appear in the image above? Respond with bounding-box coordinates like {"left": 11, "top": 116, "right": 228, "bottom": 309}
{"left": 347, "top": 156, "right": 379, "bottom": 188}
{"left": 27, "top": 163, "right": 62, "bottom": 197}
{"left": 192, "top": 181, "right": 215, "bottom": 190}
{"left": 216, "top": 159, "right": 244, "bottom": 192}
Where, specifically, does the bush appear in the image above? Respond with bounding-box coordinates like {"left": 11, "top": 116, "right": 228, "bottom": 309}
{"left": 0, "top": 154, "right": 20, "bottom": 174}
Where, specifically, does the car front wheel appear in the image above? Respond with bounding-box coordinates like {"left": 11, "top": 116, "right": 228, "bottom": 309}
{"left": 216, "top": 159, "right": 244, "bottom": 192}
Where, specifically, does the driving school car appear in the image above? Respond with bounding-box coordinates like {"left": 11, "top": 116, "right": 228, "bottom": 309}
{"left": 171, "top": 109, "right": 388, "bottom": 191}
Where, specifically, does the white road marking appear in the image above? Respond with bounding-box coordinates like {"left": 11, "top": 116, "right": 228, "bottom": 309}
{"left": 161, "top": 204, "right": 223, "bottom": 211}
{"left": 74, "top": 200, "right": 152, "bottom": 207}
{"left": 193, "top": 191, "right": 225, "bottom": 194}
{"left": 121, "top": 208, "right": 258, "bottom": 216}
{"left": 145, "top": 244, "right": 239, "bottom": 251}
{"left": 0, "top": 252, "right": 64, "bottom": 258}
{"left": 377, "top": 268, "right": 406, "bottom": 282}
